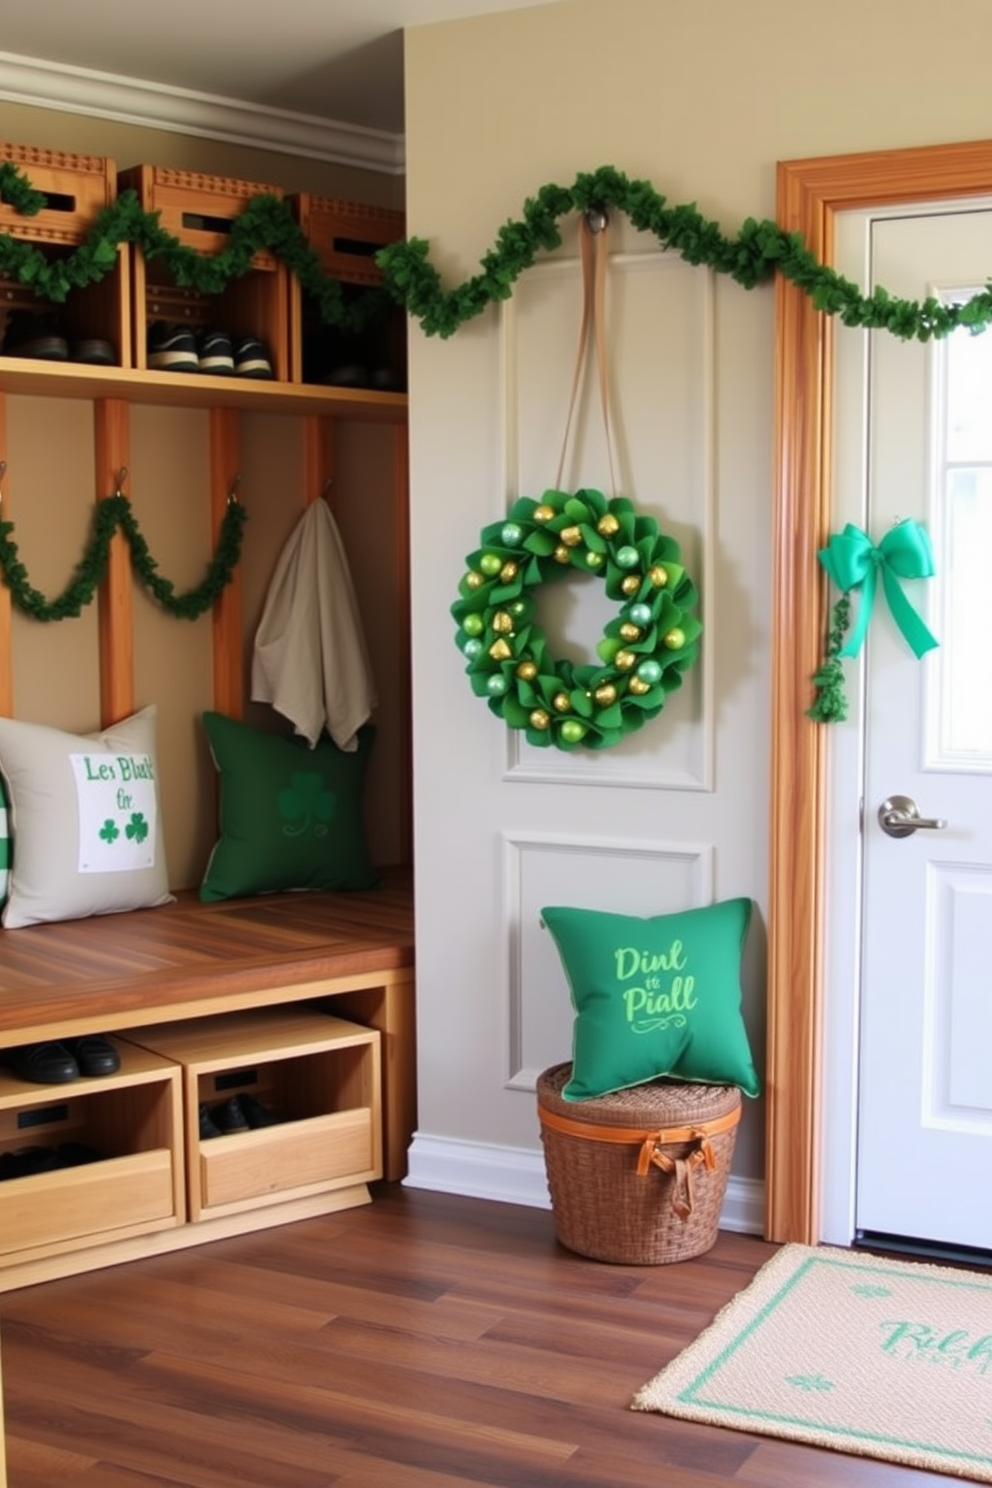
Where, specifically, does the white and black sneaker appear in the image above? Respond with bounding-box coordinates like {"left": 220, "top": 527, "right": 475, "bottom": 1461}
{"left": 233, "top": 335, "right": 273, "bottom": 379}
{"left": 147, "top": 321, "right": 198, "bottom": 373}
{"left": 196, "top": 328, "right": 234, "bottom": 375}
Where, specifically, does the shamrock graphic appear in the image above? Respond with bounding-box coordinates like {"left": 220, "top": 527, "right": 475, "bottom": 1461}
{"left": 125, "top": 812, "right": 149, "bottom": 844}
{"left": 278, "top": 771, "right": 336, "bottom": 838}
{"left": 99, "top": 818, "right": 120, "bottom": 844}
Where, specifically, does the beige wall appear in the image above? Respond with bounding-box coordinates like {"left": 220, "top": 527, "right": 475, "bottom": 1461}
{"left": 403, "top": 0, "right": 992, "bottom": 1195}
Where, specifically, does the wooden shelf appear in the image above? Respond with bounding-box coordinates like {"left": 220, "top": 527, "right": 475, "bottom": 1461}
{"left": 0, "top": 358, "right": 407, "bottom": 421}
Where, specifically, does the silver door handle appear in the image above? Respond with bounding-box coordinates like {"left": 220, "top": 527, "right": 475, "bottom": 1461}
{"left": 877, "top": 794, "right": 948, "bottom": 838}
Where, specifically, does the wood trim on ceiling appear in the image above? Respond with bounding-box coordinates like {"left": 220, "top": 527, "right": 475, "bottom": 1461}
{"left": 767, "top": 137, "right": 992, "bottom": 1243}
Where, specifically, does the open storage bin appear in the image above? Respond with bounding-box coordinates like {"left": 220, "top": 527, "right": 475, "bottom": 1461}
{"left": 119, "top": 164, "right": 290, "bottom": 380}
{"left": 0, "top": 142, "right": 131, "bottom": 368}
{"left": 0, "top": 1039, "right": 184, "bottom": 1270}
{"left": 288, "top": 193, "right": 406, "bottom": 390}
{"left": 126, "top": 1007, "right": 382, "bottom": 1221}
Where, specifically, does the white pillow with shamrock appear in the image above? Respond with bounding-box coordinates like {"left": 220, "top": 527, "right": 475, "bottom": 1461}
{"left": 0, "top": 705, "right": 173, "bottom": 929}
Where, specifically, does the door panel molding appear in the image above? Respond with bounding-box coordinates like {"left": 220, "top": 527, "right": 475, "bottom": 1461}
{"left": 769, "top": 137, "right": 992, "bottom": 1243}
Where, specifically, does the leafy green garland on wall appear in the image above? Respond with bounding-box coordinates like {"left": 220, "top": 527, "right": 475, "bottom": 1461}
{"left": 0, "top": 493, "right": 247, "bottom": 622}
{"left": 3, "top": 160, "right": 992, "bottom": 340}
{"left": 375, "top": 165, "right": 992, "bottom": 340}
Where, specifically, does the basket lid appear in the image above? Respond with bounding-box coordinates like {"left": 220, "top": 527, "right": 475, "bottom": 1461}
{"left": 537, "top": 1061, "right": 741, "bottom": 1128}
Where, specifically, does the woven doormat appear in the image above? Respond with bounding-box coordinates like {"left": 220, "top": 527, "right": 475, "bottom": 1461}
{"left": 633, "top": 1243, "right": 992, "bottom": 1482}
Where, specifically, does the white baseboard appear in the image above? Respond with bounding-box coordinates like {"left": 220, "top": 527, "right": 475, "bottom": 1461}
{"left": 403, "top": 1132, "right": 765, "bottom": 1236}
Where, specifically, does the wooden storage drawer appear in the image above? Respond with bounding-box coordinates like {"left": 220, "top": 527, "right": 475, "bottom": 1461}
{"left": 126, "top": 1007, "right": 382, "bottom": 1221}
{"left": 0, "top": 1149, "right": 174, "bottom": 1257}
{"left": 200, "top": 1107, "right": 374, "bottom": 1208}
{"left": 0, "top": 1041, "right": 184, "bottom": 1268}
{"left": 0, "top": 141, "right": 131, "bottom": 367}
{"left": 119, "top": 164, "right": 289, "bottom": 379}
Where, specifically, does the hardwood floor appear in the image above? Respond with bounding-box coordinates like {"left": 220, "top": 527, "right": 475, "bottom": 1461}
{"left": 0, "top": 1186, "right": 951, "bottom": 1487}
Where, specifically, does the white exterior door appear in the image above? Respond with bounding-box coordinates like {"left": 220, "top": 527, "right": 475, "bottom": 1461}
{"left": 832, "top": 206, "right": 992, "bottom": 1252}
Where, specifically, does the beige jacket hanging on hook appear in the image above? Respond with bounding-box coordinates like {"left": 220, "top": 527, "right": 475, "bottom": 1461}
{"left": 251, "top": 497, "right": 377, "bottom": 752}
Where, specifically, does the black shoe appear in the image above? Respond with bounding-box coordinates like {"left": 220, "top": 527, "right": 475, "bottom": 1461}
{"left": 147, "top": 320, "right": 198, "bottom": 373}
{"left": 199, "top": 1103, "right": 222, "bottom": 1140}
{"left": 211, "top": 1096, "right": 249, "bottom": 1134}
{"left": 71, "top": 337, "right": 116, "bottom": 366}
{"left": 197, "top": 327, "right": 234, "bottom": 375}
{"left": 2, "top": 310, "right": 69, "bottom": 361}
{"left": 236, "top": 1092, "right": 278, "bottom": 1128}
{"left": 2, "top": 1041, "right": 79, "bottom": 1084}
{"left": 321, "top": 363, "right": 368, "bottom": 388}
{"left": 55, "top": 1142, "right": 104, "bottom": 1167}
{"left": 0, "top": 1146, "right": 63, "bottom": 1179}
{"left": 233, "top": 335, "right": 273, "bottom": 379}
{"left": 63, "top": 1035, "right": 121, "bottom": 1078}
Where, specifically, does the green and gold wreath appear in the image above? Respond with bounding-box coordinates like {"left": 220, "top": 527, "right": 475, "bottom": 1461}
{"left": 451, "top": 488, "right": 700, "bottom": 751}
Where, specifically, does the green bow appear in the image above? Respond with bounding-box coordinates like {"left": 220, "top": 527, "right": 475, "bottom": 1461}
{"left": 817, "top": 520, "right": 938, "bottom": 659}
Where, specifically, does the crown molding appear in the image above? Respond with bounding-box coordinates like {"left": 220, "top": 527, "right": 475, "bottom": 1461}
{"left": 0, "top": 51, "right": 405, "bottom": 176}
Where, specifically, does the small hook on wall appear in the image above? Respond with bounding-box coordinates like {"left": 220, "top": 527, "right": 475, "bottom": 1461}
{"left": 114, "top": 466, "right": 129, "bottom": 497}
{"left": 227, "top": 472, "right": 242, "bottom": 505}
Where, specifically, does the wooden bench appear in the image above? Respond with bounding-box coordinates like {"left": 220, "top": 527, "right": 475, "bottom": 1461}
{"left": 0, "top": 869, "right": 415, "bottom": 1291}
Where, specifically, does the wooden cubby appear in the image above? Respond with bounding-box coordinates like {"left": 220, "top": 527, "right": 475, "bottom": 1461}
{"left": 0, "top": 1040, "right": 184, "bottom": 1289}
{"left": 0, "top": 143, "right": 131, "bottom": 370}
{"left": 124, "top": 1008, "right": 382, "bottom": 1222}
{"left": 289, "top": 193, "right": 406, "bottom": 391}
{"left": 118, "top": 165, "right": 291, "bottom": 380}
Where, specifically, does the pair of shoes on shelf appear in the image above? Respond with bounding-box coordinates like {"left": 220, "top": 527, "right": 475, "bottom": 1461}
{"left": 0, "top": 1141, "right": 103, "bottom": 1180}
{"left": 199, "top": 1092, "right": 279, "bottom": 1138}
{"left": 147, "top": 322, "right": 272, "bottom": 379}
{"left": 319, "top": 363, "right": 402, "bottom": 392}
{"left": 1, "top": 1035, "right": 121, "bottom": 1085}
{"left": 2, "top": 311, "right": 115, "bottom": 366}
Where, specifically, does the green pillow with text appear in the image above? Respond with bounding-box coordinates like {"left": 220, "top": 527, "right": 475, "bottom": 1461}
{"left": 541, "top": 899, "right": 760, "bottom": 1101}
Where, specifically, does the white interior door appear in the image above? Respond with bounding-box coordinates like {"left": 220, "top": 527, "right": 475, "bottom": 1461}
{"left": 854, "top": 207, "right": 992, "bottom": 1253}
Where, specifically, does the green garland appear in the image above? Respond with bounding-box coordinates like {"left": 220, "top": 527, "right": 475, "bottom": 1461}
{"left": 452, "top": 487, "right": 700, "bottom": 750}
{"left": 376, "top": 165, "right": 992, "bottom": 340}
{"left": 0, "top": 493, "right": 247, "bottom": 622}
{"left": 806, "top": 593, "right": 851, "bottom": 724}
{"left": 4, "top": 160, "right": 992, "bottom": 342}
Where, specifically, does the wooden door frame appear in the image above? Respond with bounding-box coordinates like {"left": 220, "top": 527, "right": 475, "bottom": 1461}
{"left": 767, "top": 137, "right": 992, "bottom": 1243}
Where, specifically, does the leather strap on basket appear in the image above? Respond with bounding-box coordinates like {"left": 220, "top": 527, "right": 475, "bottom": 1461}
{"left": 554, "top": 209, "right": 619, "bottom": 498}
{"left": 538, "top": 1103, "right": 741, "bottom": 1222}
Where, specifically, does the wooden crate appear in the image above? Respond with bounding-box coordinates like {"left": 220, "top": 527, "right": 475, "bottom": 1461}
{"left": 0, "top": 143, "right": 116, "bottom": 245}
{"left": 0, "top": 1041, "right": 184, "bottom": 1271}
{"left": 127, "top": 1008, "right": 382, "bottom": 1222}
{"left": 0, "top": 142, "right": 131, "bottom": 366}
{"left": 290, "top": 195, "right": 404, "bottom": 287}
{"left": 288, "top": 194, "right": 406, "bottom": 387}
{"left": 119, "top": 164, "right": 289, "bottom": 378}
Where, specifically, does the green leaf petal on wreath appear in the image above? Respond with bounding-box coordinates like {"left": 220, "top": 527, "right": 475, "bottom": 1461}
{"left": 580, "top": 524, "right": 608, "bottom": 553}
{"left": 523, "top": 531, "right": 557, "bottom": 557}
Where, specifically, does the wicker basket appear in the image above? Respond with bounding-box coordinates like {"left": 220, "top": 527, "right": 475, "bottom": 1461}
{"left": 537, "top": 1063, "right": 741, "bottom": 1264}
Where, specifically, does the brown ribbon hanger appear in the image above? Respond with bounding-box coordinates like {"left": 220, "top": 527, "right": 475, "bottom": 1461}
{"left": 554, "top": 207, "right": 619, "bottom": 499}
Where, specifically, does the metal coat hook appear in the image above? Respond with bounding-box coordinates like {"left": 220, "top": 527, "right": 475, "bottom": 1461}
{"left": 227, "top": 473, "right": 241, "bottom": 505}
{"left": 114, "top": 466, "right": 129, "bottom": 497}
{"left": 321, "top": 477, "right": 334, "bottom": 502}
{"left": 0, "top": 460, "right": 6, "bottom": 509}
{"left": 584, "top": 205, "right": 609, "bottom": 233}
